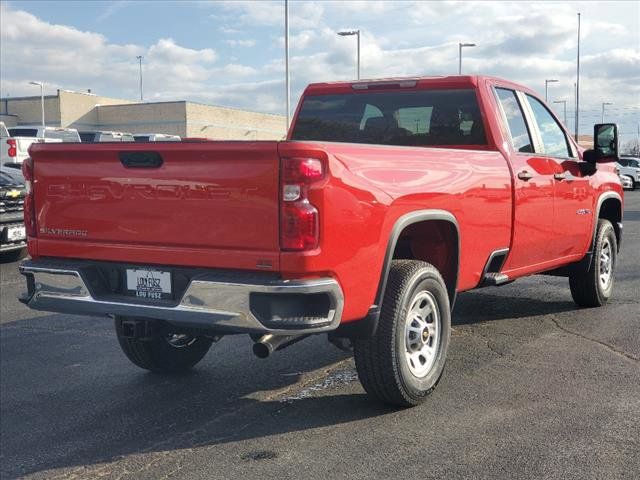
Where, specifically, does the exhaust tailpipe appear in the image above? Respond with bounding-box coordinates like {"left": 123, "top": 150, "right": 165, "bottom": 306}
{"left": 252, "top": 334, "right": 308, "bottom": 359}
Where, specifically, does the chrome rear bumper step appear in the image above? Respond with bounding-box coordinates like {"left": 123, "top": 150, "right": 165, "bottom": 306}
{"left": 19, "top": 259, "right": 344, "bottom": 335}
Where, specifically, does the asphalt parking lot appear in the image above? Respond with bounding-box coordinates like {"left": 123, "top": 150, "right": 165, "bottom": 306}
{"left": 1, "top": 193, "right": 639, "bottom": 480}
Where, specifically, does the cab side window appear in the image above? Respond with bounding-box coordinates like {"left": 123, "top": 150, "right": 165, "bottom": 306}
{"left": 495, "top": 88, "right": 533, "bottom": 153}
{"left": 525, "top": 95, "right": 573, "bottom": 158}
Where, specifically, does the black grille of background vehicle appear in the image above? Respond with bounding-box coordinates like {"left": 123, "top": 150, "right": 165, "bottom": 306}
{"left": 0, "top": 192, "right": 25, "bottom": 214}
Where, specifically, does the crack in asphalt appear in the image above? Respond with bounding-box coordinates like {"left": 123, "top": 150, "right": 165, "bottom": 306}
{"left": 549, "top": 317, "right": 639, "bottom": 363}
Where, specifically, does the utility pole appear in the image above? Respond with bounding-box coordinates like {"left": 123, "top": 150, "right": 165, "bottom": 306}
{"left": 545, "top": 79, "right": 558, "bottom": 102}
{"left": 575, "top": 12, "right": 581, "bottom": 141}
{"left": 28, "top": 81, "right": 45, "bottom": 133}
{"left": 553, "top": 100, "right": 567, "bottom": 126}
{"left": 338, "top": 30, "right": 361, "bottom": 79}
{"left": 285, "top": 0, "right": 291, "bottom": 129}
{"left": 136, "top": 55, "right": 144, "bottom": 101}
{"left": 601, "top": 102, "right": 612, "bottom": 123}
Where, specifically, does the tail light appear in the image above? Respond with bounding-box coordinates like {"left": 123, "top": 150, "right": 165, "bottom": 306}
{"left": 280, "top": 157, "right": 323, "bottom": 251}
{"left": 7, "top": 139, "right": 16, "bottom": 158}
{"left": 22, "top": 157, "right": 37, "bottom": 237}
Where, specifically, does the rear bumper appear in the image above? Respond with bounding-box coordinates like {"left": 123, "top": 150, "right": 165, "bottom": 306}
{"left": 19, "top": 259, "right": 344, "bottom": 335}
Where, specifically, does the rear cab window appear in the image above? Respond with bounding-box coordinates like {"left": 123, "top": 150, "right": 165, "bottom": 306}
{"left": 8, "top": 128, "right": 38, "bottom": 137}
{"left": 44, "top": 129, "right": 80, "bottom": 142}
{"left": 291, "top": 89, "right": 487, "bottom": 147}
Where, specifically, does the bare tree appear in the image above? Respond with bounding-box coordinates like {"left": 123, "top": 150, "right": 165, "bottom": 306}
{"left": 622, "top": 138, "right": 640, "bottom": 156}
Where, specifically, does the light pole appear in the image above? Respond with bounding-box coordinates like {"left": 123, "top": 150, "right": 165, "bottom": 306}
{"left": 285, "top": 0, "right": 290, "bottom": 128}
{"left": 553, "top": 100, "right": 567, "bottom": 126}
{"left": 458, "top": 42, "right": 476, "bottom": 74}
{"left": 28, "top": 81, "right": 45, "bottom": 134}
{"left": 575, "top": 12, "right": 581, "bottom": 141}
{"left": 338, "top": 30, "right": 360, "bottom": 79}
{"left": 601, "top": 102, "right": 612, "bottom": 123}
{"left": 136, "top": 55, "right": 144, "bottom": 101}
{"left": 544, "top": 79, "right": 558, "bottom": 102}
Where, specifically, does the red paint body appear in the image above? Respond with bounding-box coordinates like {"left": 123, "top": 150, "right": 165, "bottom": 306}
{"left": 26, "top": 76, "right": 622, "bottom": 324}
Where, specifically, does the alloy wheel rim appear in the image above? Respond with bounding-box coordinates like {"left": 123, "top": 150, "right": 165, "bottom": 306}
{"left": 599, "top": 238, "right": 613, "bottom": 290}
{"left": 404, "top": 291, "right": 440, "bottom": 378}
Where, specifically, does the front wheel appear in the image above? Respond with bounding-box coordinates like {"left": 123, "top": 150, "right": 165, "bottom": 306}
{"left": 354, "top": 260, "right": 451, "bottom": 407}
{"left": 115, "top": 317, "right": 214, "bottom": 373}
{"left": 569, "top": 219, "right": 617, "bottom": 307}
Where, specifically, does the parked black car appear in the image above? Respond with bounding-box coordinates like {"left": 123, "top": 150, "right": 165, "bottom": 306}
{"left": 0, "top": 165, "right": 27, "bottom": 259}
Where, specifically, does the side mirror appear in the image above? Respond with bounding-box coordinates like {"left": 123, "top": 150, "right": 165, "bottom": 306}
{"left": 584, "top": 123, "right": 619, "bottom": 164}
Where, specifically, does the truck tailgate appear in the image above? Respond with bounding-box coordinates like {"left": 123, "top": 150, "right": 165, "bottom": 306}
{"left": 29, "top": 142, "right": 281, "bottom": 269}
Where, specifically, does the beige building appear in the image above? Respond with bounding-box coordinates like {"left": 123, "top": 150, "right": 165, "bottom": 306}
{"left": 1, "top": 90, "right": 287, "bottom": 140}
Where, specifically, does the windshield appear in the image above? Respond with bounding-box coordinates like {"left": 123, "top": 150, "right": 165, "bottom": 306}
{"left": 291, "top": 89, "right": 487, "bottom": 147}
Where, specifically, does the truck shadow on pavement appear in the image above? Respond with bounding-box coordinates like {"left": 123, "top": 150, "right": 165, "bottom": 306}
{"left": 452, "top": 288, "right": 578, "bottom": 326}
{"left": 0, "top": 315, "right": 392, "bottom": 479}
{"left": 0, "top": 286, "right": 605, "bottom": 479}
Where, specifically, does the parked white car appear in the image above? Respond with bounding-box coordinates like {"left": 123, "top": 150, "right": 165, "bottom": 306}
{"left": 617, "top": 157, "right": 640, "bottom": 189}
{"left": 619, "top": 173, "right": 634, "bottom": 190}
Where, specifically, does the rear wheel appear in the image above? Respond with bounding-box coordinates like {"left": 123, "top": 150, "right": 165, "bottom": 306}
{"left": 354, "top": 260, "right": 451, "bottom": 407}
{"left": 115, "top": 317, "right": 214, "bottom": 373}
{"left": 569, "top": 219, "right": 617, "bottom": 307}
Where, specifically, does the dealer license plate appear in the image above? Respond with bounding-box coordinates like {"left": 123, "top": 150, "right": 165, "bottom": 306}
{"left": 6, "top": 225, "right": 26, "bottom": 242}
{"left": 126, "top": 268, "right": 172, "bottom": 300}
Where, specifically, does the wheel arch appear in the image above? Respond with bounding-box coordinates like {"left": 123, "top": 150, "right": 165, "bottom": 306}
{"left": 330, "top": 209, "right": 460, "bottom": 340}
{"left": 376, "top": 210, "right": 460, "bottom": 309}
{"left": 595, "top": 192, "right": 623, "bottom": 252}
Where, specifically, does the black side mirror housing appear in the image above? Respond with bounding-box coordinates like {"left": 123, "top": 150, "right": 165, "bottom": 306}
{"left": 584, "top": 123, "right": 619, "bottom": 164}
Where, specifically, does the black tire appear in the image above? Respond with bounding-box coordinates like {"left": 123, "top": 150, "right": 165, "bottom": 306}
{"left": 569, "top": 219, "right": 617, "bottom": 307}
{"left": 1, "top": 248, "right": 27, "bottom": 263}
{"left": 354, "top": 260, "right": 451, "bottom": 407}
{"left": 115, "top": 317, "right": 213, "bottom": 373}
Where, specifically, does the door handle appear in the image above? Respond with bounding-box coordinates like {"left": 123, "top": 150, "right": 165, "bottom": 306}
{"left": 554, "top": 172, "right": 566, "bottom": 181}
{"left": 517, "top": 170, "right": 533, "bottom": 181}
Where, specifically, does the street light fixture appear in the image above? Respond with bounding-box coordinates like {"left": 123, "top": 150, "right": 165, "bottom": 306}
{"left": 285, "top": 0, "right": 290, "bottom": 128}
{"left": 553, "top": 100, "right": 567, "bottom": 126}
{"left": 136, "top": 55, "right": 144, "bottom": 102}
{"left": 338, "top": 30, "right": 360, "bottom": 79}
{"left": 544, "top": 79, "right": 558, "bottom": 102}
{"left": 28, "top": 81, "right": 45, "bottom": 134}
{"left": 601, "top": 102, "right": 613, "bottom": 123}
{"left": 458, "top": 42, "right": 476, "bottom": 75}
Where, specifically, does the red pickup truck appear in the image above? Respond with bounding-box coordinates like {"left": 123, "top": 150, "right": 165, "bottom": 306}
{"left": 19, "top": 76, "right": 623, "bottom": 407}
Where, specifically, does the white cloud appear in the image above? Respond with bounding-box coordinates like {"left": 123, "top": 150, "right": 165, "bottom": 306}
{"left": 148, "top": 38, "right": 216, "bottom": 64}
{"left": 1, "top": 1, "right": 638, "bottom": 136}
{"left": 225, "top": 39, "right": 256, "bottom": 47}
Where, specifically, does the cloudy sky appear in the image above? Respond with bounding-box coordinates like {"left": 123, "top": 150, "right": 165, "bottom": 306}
{"left": 1, "top": 0, "right": 638, "bottom": 141}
